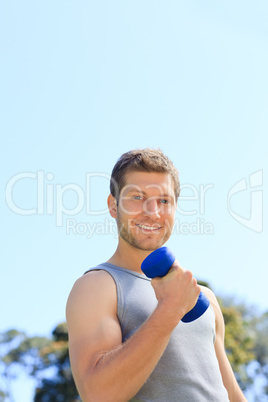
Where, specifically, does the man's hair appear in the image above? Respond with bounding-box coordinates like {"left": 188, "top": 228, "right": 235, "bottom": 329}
{"left": 110, "top": 148, "right": 180, "bottom": 201}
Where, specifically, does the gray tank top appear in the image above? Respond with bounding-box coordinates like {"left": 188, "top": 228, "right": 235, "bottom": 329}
{"left": 86, "top": 263, "right": 230, "bottom": 402}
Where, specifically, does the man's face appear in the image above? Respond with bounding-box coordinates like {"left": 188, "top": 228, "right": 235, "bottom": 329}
{"left": 114, "top": 171, "right": 177, "bottom": 251}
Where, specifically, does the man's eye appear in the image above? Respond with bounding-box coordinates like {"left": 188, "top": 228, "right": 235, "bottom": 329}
{"left": 133, "top": 195, "right": 143, "bottom": 200}
{"left": 159, "top": 199, "right": 169, "bottom": 204}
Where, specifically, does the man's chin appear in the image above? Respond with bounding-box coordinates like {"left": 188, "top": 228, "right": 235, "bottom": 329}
{"left": 131, "top": 238, "right": 167, "bottom": 252}
{"left": 118, "top": 227, "right": 170, "bottom": 252}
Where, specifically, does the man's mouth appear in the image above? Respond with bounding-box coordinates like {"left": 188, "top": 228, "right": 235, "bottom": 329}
{"left": 136, "top": 223, "right": 161, "bottom": 231}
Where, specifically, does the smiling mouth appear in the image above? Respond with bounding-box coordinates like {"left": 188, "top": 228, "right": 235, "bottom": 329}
{"left": 136, "top": 223, "right": 161, "bottom": 231}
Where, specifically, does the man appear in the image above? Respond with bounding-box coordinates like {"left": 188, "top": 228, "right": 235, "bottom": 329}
{"left": 66, "top": 148, "right": 246, "bottom": 401}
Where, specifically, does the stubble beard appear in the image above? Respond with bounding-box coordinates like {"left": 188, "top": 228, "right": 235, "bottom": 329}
{"left": 116, "top": 213, "right": 173, "bottom": 251}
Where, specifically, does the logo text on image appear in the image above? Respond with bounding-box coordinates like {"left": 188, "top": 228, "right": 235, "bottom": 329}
{"left": 5, "top": 171, "right": 215, "bottom": 234}
{"left": 227, "top": 170, "right": 263, "bottom": 233}
{"left": 5, "top": 171, "right": 111, "bottom": 226}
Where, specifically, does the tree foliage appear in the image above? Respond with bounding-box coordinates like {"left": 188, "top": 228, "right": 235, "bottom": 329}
{"left": 247, "top": 311, "right": 268, "bottom": 399}
{"left": 34, "top": 323, "right": 79, "bottom": 401}
{"left": 220, "top": 302, "right": 255, "bottom": 389}
{"left": 0, "top": 324, "right": 79, "bottom": 401}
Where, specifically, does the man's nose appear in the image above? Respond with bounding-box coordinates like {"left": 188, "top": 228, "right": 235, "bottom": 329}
{"left": 143, "top": 198, "right": 160, "bottom": 219}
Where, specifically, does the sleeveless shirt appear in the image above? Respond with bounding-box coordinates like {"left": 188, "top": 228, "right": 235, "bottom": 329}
{"left": 85, "top": 263, "right": 230, "bottom": 402}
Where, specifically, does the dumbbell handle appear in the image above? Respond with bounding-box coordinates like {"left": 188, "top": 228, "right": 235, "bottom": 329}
{"left": 141, "top": 247, "right": 210, "bottom": 323}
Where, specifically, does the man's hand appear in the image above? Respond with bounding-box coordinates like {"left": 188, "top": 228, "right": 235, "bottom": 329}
{"left": 151, "top": 260, "right": 201, "bottom": 326}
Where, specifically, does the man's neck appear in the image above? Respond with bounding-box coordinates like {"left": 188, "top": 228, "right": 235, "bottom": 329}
{"left": 107, "top": 241, "right": 152, "bottom": 274}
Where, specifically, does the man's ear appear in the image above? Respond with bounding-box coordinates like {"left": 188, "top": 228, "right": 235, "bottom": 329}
{"left": 107, "top": 194, "right": 117, "bottom": 218}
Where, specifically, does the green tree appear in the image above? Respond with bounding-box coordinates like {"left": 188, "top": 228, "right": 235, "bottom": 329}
{"left": 200, "top": 283, "right": 255, "bottom": 389}
{"left": 220, "top": 303, "right": 255, "bottom": 389}
{"left": 247, "top": 311, "right": 268, "bottom": 399}
{"left": 0, "top": 329, "right": 50, "bottom": 401}
{"left": 0, "top": 325, "right": 79, "bottom": 401}
{"left": 34, "top": 323, "right": 79, "bottom": 401}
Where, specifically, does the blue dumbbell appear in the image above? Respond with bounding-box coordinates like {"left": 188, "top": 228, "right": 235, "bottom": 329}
{"left": 141, "top": 247, "right": 210, "bottom": 323}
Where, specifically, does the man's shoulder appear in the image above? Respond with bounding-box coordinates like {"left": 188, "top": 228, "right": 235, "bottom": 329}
{"left": 200, "top": 285, "right": 217, "bottom": 301}
{"left": 200, "top": 285, "right": 223, "bottom": 324}
{"left": 73, "top": 267, "right": 116, "bottom": 293}
{"left": 66, "top": 268, "right": 117, "bottom": 316}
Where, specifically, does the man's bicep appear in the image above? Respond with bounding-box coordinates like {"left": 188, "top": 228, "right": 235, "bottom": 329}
{"left": 66, "top": 271, "right": 122, "bottom": 392}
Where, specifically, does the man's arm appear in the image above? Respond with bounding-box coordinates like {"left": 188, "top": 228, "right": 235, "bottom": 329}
{"left": 202, "top": 287, "right": 247, "bottom": 402}
{"left": 66, "top": 264, "right": 200, "bottom": 402}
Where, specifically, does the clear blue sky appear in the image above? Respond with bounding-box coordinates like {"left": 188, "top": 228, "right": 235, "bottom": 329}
{"left": 1, "top": 0, "right": 267, "bottom": 347}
